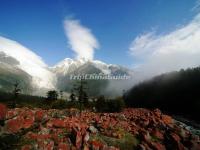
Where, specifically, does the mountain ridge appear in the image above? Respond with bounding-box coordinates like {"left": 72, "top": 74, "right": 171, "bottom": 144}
{"left": 0, "top": 36, "right": 133, "bottom": 96}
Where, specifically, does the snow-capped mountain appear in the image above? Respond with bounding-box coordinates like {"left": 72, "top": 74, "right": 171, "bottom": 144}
{"left": 0, "top": 36, "right": 56, "bottom": 93}
{"left": 51, "top": 58, "right": 134, "bottom": 96}
{"left": 0, "top": 36, "right": 133, "bottom": 96}
{"left": 51, "top": 58, "right": 133, "bottom": 76}
{"left": 0, "top": 53, "right": 33, "bottom": 93}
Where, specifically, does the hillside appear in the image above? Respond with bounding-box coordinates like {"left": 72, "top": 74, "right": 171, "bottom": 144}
{"left": 0, "top": 105, "right": 200, "bottom": 150}
{"left": 124, "top": 67, "right": 200, "bottom": 123}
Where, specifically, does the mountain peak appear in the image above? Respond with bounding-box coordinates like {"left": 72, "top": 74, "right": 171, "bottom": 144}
{"left": 52, "top": 58, "right": 133, "bottom": 76}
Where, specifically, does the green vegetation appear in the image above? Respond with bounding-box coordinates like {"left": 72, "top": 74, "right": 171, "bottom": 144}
{"left": 0, "top": 89, "right": 125, "bottom": 113}
{"left": 0, "top": 90, "right": 48, "bottom": 109}
{"left": 51, "top": 99, "right": 68, "bottom": 109}
{"left": 46, "top": 90, "right": 58, "bottom": 101}
{"left": 57, "top": 77, "right": 109, "bottom": 96}
{"left": 95, "top": 96, "right": 125, "bottom": 112}
{"left": 0, "top": 63, "right": 33, "bottom": 94}
{"left": 125, "top": 67, "right": 200, "bottom": 123}
{"left": 89, "top": 130, "right": 139, "bottom": 150}
{"left": 0, "top": 134, "right": 20, "bottom": 149}
{"left": 12, "top": 81, "right": 21, "bottom": 108}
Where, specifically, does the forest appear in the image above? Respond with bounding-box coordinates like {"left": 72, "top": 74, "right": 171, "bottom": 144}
{"left": 125, "top": 67, "right": 200, "bottom": 123}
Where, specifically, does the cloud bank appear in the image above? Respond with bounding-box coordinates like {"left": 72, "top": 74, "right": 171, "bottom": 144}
{"left": 64, "top": 19, "right": 99, "bottom": 60}
{"left": 129, "top": 13, "right": 200, "bottom": 79}
{"left": 0, "top": 36, "right": 56, "bottom": 89}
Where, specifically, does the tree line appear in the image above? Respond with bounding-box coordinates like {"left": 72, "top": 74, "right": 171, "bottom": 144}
{"left": 124, "top": 67, "right": 200, "bottom": 123}
{"left": 0, "top": 79, "right": 125, "bottom": 113}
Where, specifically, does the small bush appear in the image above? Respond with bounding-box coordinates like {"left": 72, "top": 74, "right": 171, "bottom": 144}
{"left": 51, "top": 100, "right": 68, "bottom": 109}
{"left": 108, "top": 97, "right": 125, "bottom": 112}
{"left": 95, "top": 96, "right": 107, "bottom": 112}
{"left": 95, "top": 96, "right": 125, "bottom": 113}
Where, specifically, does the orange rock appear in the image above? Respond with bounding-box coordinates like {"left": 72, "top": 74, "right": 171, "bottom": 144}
{"left": 6, "top": 117, "right": 22, "bottom": 133}
{"left": 26, "top": 132, "right": 51, "bottom": 140}
{"left": 83, "top": 145, "right": 90, "bottom": 150}
{"left": 151, "top": 129, "right": 164, "bottom": 140}
{"left": 21, "top": 145, "right": 32, "bottom": 150}
{"left": 23, "top": 117, "right": 34, "bottom": 129}
{"left": 170, "top": 133, "right": 181, "bottom": 143}
{"left": 58, "top": 142, "right": 70, "bottom": 150}
{"left": 91, "top": 140, "right": 104, "bottom": 149}
{"left": 76, "top": 131, "right": 82, "bottom": 149}
{"left": 153, "top": 108, "right": 162, "bottom": 117}
{"left": 46, "top": 141, "right": 54, "bottom": 150}
{"left": 84, "top": 132, "right": 90, "bottom": 143}
{"left": 162, "top": 115, "right": 173, "bottom": 124}
{"left": 6, "top": 110, "right": 17, "bottom": 119}
{"left": 52, "top": 119, "right": 66, "bottom": 128}
{"left": 20, "top": 110, "right": 35, "bottom": 129}
{"left": 35, "top": 110, "right": 45, "bottom": 121}
{"left": 150, "top": 142, "right": 166, "bottom": 150}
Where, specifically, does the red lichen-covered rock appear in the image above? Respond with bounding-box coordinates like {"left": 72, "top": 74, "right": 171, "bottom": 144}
{"left": 35, "top": 110, "right": 45, "bottom": 121}
{"left": 21, "top": 145, "right": 32, "bottom": 150}
{"left": 89, "top": 125, "right": 98, "bottom": 134}
{"left": 162, "top": 115, "right": 173, "bottom": 124}
{"left": 150, "top": 142, "right": 166, "bottom": 150}
{"left": 36, "top": 140, "right": 54, "bottom": 150}
{"left": 51, "top": 129, "right": 67, "bottom": 143}
{"left": 190, "top": 140, "right": 200, "bottom": 150}
{"left": 151, "top": 129, "right": 164, "bottom": 140}
{"left": 0, "top": 107, "right": 199, "bottom": 150}
{"left": 84, "top": 132, "right": 90, "bottom": 143}
{"left": 20, "top": 110, "right": 35, "bottom": 129}
{"left": 26, "top": 132, "right": 52, "bottom": 140}
{"left": 170, "top": 133, "right": 181, "bottom": 143}
{"left": 108, "top": 146, "right": 120, "bottom": 150}
{"left": 153, "top": 108, "right": 162, "bottom": 117}
{"left": 5, "top": 117, "right": 22, "bottom": 133}
{"left": 76, "top": 130, "right": 82, "bottom": 149}
{"left": 50, "top": 119, "right": 66, "bottom": 128}
{"left": 6, "top": 110, "right": 17, "bottom": 119}
{"left": 0, "top": 103, "right": 7, "bottom": 120}
{"left": 58, "top": 142, "right": 70, "bottom": 150}
{"left": 90, "top": 140, "right": 104, "bottom": 150}
{"left": 83, "top": 145, "right": 90, "bottom": 150}
{"left": 46, "top": 141, "right": 54, "bottom": 150}
{"left": 138, "top": 142, "right": 152, "bottom": 150}
{"left": 23, "top": 117, "right": 34, "bottom": 129}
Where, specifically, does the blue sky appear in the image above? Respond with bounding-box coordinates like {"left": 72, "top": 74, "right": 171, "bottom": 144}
{"left": 0, "top": 0, "right": 199, "bottom": 67}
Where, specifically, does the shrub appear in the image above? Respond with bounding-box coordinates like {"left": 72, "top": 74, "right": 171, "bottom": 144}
{"left": 95, "top": 96, "right": 107, "bottom": 112}
{"left": 51, "top": 100, "right": 68, "bottom": 109}
{"left": 95, "top": 96, "right": 125, "bottom": 113}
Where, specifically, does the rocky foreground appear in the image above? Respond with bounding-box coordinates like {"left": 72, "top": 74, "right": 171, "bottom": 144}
{"left": 0, "top": 104, "right": 200, "bottom": 150}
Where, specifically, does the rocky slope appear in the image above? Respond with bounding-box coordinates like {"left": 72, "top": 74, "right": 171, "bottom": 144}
{"left": 0, "top": 104, "right": 199, "bottom": 150}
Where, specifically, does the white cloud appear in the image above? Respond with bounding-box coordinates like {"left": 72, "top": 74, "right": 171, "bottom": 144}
{"left": 0, "top": 36, "right": 56, "bottom": 89}
{"left": 192, "top": 0, "right": 200, "bottom": 12}
{"left": 64, "top": 19, "right": 99, "bottom": 60}
{"left": 129, "top": 13, "right": 200, "bottom": 78}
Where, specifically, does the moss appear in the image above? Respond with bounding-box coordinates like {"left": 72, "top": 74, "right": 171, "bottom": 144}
{"left": 151, "top": 135, "right": 161, "bottom": 142}
{"left": 18, "top": 138, "right": 35, "bottom": 146}
{"left": 102, "top": 133, "right": 139, "bottom": 150}
{"left": 89, "top": 131, "right": 139, "bottom": 150}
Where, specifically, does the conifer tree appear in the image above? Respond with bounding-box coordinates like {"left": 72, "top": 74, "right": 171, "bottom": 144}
{"left": 13, "top": 81, "right": 21, "bottom": 107}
